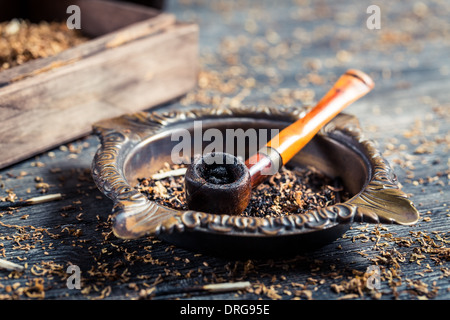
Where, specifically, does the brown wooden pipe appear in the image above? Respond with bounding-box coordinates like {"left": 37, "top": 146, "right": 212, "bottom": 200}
{"left": 184, "top": 69, "right": 374, "bottom": 215}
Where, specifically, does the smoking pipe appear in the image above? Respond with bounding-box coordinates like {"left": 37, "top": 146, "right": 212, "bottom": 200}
{"left": 184, "top": 69, "right": 374, "bottom": 215}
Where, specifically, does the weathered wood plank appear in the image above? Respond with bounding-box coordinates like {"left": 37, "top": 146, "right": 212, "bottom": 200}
{"left": 0, "top": 1, "right": 198, "bottom": 169}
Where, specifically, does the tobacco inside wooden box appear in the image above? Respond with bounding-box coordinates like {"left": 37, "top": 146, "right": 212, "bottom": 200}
{"left": 0, "top": 20, "right": 88, "bottom": 71}
{"left": 0, "top": 0, "right": 198, "bottom": 169}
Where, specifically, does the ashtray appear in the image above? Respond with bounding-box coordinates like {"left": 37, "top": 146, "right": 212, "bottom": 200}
{"left": 91, "top": 106, "right": 419, "bottom": 257}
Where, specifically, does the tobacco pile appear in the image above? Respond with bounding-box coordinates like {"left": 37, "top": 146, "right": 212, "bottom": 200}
{"left": 0, "top": 19, "right": 88, "bottom": 71}
{"left": 135, "top": 163, "right": 348, "bottom": 217}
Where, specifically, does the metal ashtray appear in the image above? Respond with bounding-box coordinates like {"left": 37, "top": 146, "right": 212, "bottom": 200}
{"left": 91, "top": 106, "right": 419, "bottom": 257}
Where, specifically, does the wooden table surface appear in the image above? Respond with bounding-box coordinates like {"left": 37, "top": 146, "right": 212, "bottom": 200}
{"left": 0, "top": 0, "right": 449, "bottom": 303}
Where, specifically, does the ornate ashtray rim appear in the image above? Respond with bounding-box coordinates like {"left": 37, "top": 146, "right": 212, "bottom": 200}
{"left": 91, "top": 105, "right": 419, "bottom": 245}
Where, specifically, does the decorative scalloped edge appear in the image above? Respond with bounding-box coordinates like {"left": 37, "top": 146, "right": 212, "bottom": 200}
{"left": 91, "top": 106, "right": 419, "bottom": 239}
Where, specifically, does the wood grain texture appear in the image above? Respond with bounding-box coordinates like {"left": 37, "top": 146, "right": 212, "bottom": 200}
{"left": 0, "top": 1, "right": 198, "bottom": 169}
{"left": 0, "top": 0, "right": 448, "bottom": 303}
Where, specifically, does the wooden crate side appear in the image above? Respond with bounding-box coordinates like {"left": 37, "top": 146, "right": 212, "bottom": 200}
{"left": 0, "top": 22, "right": 198, "bottom": 169}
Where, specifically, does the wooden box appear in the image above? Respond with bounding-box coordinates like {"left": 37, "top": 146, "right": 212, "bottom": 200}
{"left": 0, "top": 0, "right": 198, "bottom": 169}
